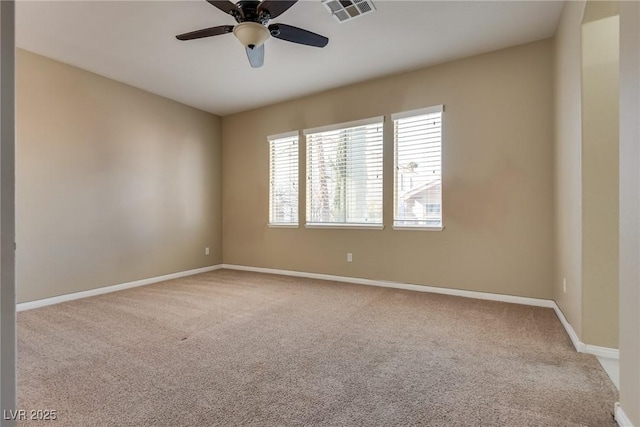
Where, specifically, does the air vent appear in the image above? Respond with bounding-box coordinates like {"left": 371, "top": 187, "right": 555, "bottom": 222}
{"left": 321, "top": 0, "right": 376, "bottom": 23}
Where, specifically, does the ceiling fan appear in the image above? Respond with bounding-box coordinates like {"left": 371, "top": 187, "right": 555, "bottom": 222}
{"left": 176, "top": 0, "right": 329, "bottom": 68}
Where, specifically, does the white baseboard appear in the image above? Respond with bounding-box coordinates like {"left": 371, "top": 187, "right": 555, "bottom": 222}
{"left": 222, "top": 264, "right": 556, "bottom": 308}
{"left": 552, "top": 308, "right": 619, "bottom": 388}
{"left": 585, "top": 343, "right": 619, "bottom": 359}
{"left": 223, "top": 264, "right": 620, "bottom": 359}
{"left": 224, "top": 264, "right": 623, "bottom": 389}
{"left": 551, "top": 304, "right": 585, "bottom": 352}
{"left": 615, "top": 402, "right": 634, "bottom": 427}
{"left": 18, "top": 263, "right": 620, "bottom": 363}
{"left": 14, "top": 263, "right": 630, "bottom": 425}
{"left": 544, "top": 299, "right": 621, "bottom": 359}
{"left": 17, "top": 264, "right": 223, "bottom": 312}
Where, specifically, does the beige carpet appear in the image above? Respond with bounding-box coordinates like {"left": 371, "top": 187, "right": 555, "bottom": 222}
{"left": 17, "top": 270, "right": 617, "bottom": 426}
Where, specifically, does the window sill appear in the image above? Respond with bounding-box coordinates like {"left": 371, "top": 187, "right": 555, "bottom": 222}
{"left": 393, "top": 225, "right": 444, "bottom": 231}
{"left": 268, "top": 224, "right": 299, "bottom": 229}
{"left": 305, "top": 224, "right": 384, "bottom": 230}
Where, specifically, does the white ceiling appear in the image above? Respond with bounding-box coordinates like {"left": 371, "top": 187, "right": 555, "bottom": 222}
{"left": 16, "top": 0, "right": 564, "bottom": 116}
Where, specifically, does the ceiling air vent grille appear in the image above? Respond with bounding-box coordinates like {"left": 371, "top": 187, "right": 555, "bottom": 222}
{"left": 321, "top": 0, "right": 376, "bottom": 23}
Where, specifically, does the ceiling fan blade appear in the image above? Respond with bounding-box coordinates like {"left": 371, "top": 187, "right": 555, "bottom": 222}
{"left": 176, "top": 25, "right": 234, "bottom": 41}
{"left": 258, "top": 0, "right": 297, "bottom": 19}
{"left": 246, "top": 44, "right": 265, "bottom": 68}
{"left": 268, "top": 24, "right": 328, "bottom": 48}
{"left": 206, "top": 0, "right": 242, "bottom": 16}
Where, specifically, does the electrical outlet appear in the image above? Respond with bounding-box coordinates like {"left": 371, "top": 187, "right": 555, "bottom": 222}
{"left": 205, "top": 247, "right": 210, "bottom": 255}
{"left": 563, "top": 278, "right": 567, "bottom": 293}
{"left": 347, "top": 253, "right": 353, "bottom": 262}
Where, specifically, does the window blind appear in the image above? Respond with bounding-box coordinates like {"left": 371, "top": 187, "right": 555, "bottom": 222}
{"left": 393, "top": 107, "right": 443, "bottom": 227}
{"left": 269, "top": 132, "right": 299, "bottom": 225}
{"left": 306, "top": 120, "right": 383, "bottom": 225}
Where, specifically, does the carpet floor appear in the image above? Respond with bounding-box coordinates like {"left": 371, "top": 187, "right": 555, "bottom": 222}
{"left": 17, "top": 269, "right": 618, "bottom": 426}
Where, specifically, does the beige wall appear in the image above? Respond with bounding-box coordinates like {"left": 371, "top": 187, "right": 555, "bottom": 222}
{"left": 553, "top": 0, "right": 620, "bottom": 349}
{"left": 553, "top": 0, "right": 586, "bottom": 339}
{"left": 618, "top": 1, "right": 640, "bottom": 423}
{"left": 581, "top": 14, "right": 619, "bottom": 348}
{"left": 16, "top": 49, "right": 222, "bottom": 303}
{"left": 583, "top": 0, "right": 618, "bottom": 23}
{"left": 222, "top": 40, "right": 555, "bottom": 299}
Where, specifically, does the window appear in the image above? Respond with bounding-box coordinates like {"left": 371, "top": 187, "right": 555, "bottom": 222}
{"left": 269, "top": 132, "right": 299, "bottom": 226}
{"left": 392, "top": 106, "right": 443, "bottom": 228}
{"left": 305, "top": 117, "right": 383, "bottom": 227}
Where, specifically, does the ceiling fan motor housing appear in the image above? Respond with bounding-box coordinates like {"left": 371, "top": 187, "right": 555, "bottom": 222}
{"left": 236, "top": 0, "right": 271, "bottom": 24}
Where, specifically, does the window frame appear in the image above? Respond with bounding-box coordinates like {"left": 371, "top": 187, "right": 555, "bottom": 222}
{"left": 268, "top": 131, "right": 300, "bottom": 228}
{"left": 304, "top": 116, "right": 385, "bottom": 229}
{"left": 391, "top": 105, "right": 444, "bottom": 231}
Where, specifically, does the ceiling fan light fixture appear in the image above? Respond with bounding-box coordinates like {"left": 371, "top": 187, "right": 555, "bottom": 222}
{"left": 233, "top": 22, "right": 270, "bottom": 49}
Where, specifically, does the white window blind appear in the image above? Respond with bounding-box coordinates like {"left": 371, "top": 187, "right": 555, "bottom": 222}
{"left": 393, "top": 106, "right": 443, "bottom": 227}
{"left": 306, "top": 119, "right": 383, "bottom": 226}
{"left": 269, "top": 132, "right": 299, "bottom": 225}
